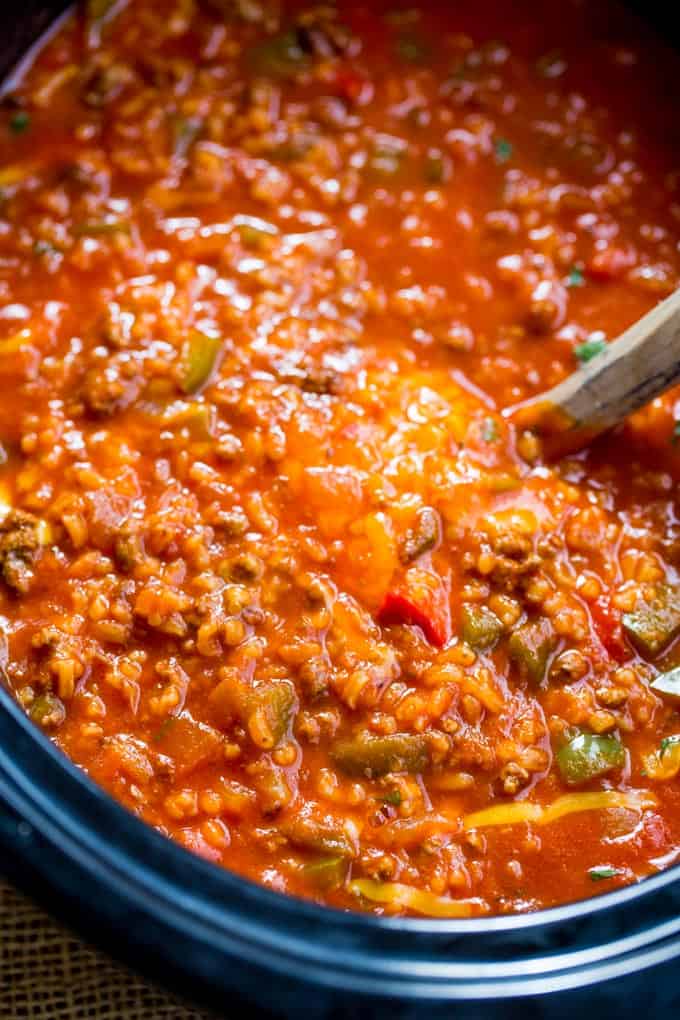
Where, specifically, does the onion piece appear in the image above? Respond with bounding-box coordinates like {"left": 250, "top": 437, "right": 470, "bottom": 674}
{"left": 463, "top": 790, "right": 656, "bottom": 830}
{"left": 650, "top": 667, "right": 680, "bottom": 699}
{"left": 348, "top": 879, "right": 487, "bottom": 918}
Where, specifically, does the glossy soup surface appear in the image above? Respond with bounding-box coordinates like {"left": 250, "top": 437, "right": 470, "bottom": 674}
{"left": 2, "top": 0, "right": 680, "bottom": 917}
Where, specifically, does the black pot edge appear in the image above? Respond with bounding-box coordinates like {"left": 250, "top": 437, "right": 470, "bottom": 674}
{"left": 2, "top": 684, "right": 680, "bottom": 1018}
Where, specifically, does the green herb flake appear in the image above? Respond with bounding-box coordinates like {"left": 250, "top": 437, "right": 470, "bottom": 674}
{"left": 381, "top": 789, "right": 403, "bottom": 807}
{"left": 661, "top": 734, "right": 680, "bottom": 754}
{"left": 588, "top": 865, "right": 624, "bottom": 882}
{"left": 171, "top": 114, "right": 203, "bottom": 161}
{"left": 566, "top": 266, "right": 584, "bottom": 288}
{"left": 9, "top": 111, "right": 30, "bottom": 135}
{"left": 396, "top": 34, "right": 430, "bottom": 64}
{"left": 494, "top": 138, "right": 513, "bottom": 164}
{"left": 33, "top": 239, "right": 60, "bottom": 257}
{"left": 481, "top": 417, "right": 499, "bottom": 443}
{"left": 424, "top": 149, "right": 450, "bottom": 184}
{"left": 152, "top": 717, "right": 176, "bottom": 743}
{"left": 574, "top": 337, "right": 607, "bottom": 364}
{"left": 249, "top": 29, "right": 309, "bottom": 78}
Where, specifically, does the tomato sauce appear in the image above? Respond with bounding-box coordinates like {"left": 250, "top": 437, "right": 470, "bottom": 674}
{"left": 1, "top": 0, "right": 680, "bottom": 916}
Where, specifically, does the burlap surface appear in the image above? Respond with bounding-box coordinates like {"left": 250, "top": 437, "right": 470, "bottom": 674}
{"left": 0, "top": 881, "right": 215, "bottom": 1019}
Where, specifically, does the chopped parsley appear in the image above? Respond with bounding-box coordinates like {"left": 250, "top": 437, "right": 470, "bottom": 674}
{"left": 424, "top": 149, "right": 449, "bottom": 184}
{"left": 574, "top": 337, "right": 607, "bottom": 364}
{"left": 33, "top": 239, "right": 60, "bottom": 257}
{"left": 566, "top": 266, "right": 584, "bottom": 288}
{"left": 249, "top": 29, "right": 310, "bottom": 79}
{"left": 661, "top": 734, "right": 680, "bottom": 754}
{"left": 494, "top": 138, "right": 513, "bottom": 164}
{"left": 152, "top": 716, "right": 176, "bottom": 743}
{"left": 396, "top": 34, "right": 430, "bottom": 63}
{"left": 171, "top": 114, "right": 203, "bottom": 161}
{"left": 381, "top": 789, "right": 403, "bottom": 806}
{"left": 588, "top": 866, "right": 624, "bottom": 882}
{"left": 9, "top": 111, "right": 30, "bottom": 135}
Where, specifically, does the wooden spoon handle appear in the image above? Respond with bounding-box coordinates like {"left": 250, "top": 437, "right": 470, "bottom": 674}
{"left": 506, "top": 287, "right": 680, "bottom": 441}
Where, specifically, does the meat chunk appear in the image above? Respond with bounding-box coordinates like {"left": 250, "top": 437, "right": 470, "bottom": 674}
{"left": 81, "top": 356, "right": 143, "bottom": 418}
{"left": 466, "top": 512, "right": 543, "bottom": 592}
{"left": 0, "top": 510, "right": 43, "bottom": 593}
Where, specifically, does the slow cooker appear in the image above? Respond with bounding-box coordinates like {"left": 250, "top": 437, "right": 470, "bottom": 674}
{"left": 1, "top": 3, "right": 679, "bottom": 1017}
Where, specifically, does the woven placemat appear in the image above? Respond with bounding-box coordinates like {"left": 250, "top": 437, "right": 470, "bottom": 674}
{"left": 0, "top": 881, "right": 215, "bottom": 1019}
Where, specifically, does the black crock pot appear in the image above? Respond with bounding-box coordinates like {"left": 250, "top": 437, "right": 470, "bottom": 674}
{"left": 1, "top": 4, "right": 680, "bottom": 1018}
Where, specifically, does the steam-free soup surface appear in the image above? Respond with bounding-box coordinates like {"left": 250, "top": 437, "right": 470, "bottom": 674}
{"left": 2, "top": 0, "right": 680, "bottom": 916}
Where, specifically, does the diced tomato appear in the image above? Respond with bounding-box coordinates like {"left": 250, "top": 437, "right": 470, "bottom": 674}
{"left": 153, "top": 714, "right": 222, "bottom": 778}
{"left": 333, "top": 66, "right": 373, "bottom": 106}
{"left": 590, "top": 595, "right": 627, "bottom": 662}
{"left": 585, "top": 245, "right": 636, "bottom": 281}
{"left": 378, "top": 568, "right": 451, "bottom": 647}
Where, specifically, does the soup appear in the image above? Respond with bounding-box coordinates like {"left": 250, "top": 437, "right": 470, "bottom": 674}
{"left": 1, "top": 0, "right": 680, "bottom": 917}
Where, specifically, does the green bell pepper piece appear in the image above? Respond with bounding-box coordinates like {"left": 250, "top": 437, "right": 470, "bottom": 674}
{"left": 302, "top": 855, "right": 349, "bottom": 890}
{"left": 249, "top": 30, "right": 309, "bottom": 78}
{"left": 556, "top": 732, "right": 625, "bottom": 786}
{"left": 29, "top": 692, "right": 65, "bottom": 728}
{"left": 508, "top": 617, "right": 556, "bottom": 685}
{"left": 622, "top": 583, "right": 680, "bottom": 657}
{"left": 180, "top": 331, "right": 221, "bottom": 394}
{"left": 281, "top": 815, "right": 355, "bottom": 858}
{"left": 331, "top": 731, "right": 429, "bottom": 778}
{"left": 461, "top": 604, "right": 504, "bottom": 650}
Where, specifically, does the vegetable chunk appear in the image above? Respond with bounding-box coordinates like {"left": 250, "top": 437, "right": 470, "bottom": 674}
{"left": 378, "top": 568, "right": 451, "bottom": 647}
{"left": 330, "top": 731, "right": 429, "bottom": 777}
{"left": 622, "top": 584, "right": 680, "bottom": 657}
{"left": 556, "top": 733, "right": 625, "bottom": 786}
{"left": 508, "top": 618, "right": 556, "bottom": 685}
{"left": 153, "top": 714, "right": 222, "bottom": 777}
{"left": 461, "top": 604, "right": 504, "bottom": 650}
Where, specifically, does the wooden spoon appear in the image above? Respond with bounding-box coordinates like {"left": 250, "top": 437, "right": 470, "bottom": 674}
{"left": 505, "top": 287, "right": 680, "bottom": 456}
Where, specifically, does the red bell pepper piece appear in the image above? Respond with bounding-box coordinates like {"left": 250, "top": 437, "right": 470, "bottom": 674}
{"left": 590, "top": 595, "right": 627, "bottom": 662}
{"left": 378, "top": 569, "right": 451, "bottom": 647}
{"left": 333, "top": 66, "right": 372, "bottom": 105}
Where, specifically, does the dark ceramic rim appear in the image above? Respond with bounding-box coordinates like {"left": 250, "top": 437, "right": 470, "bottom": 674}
{"left": 1, "top": 685, "right": 680, "bottom": 1005}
